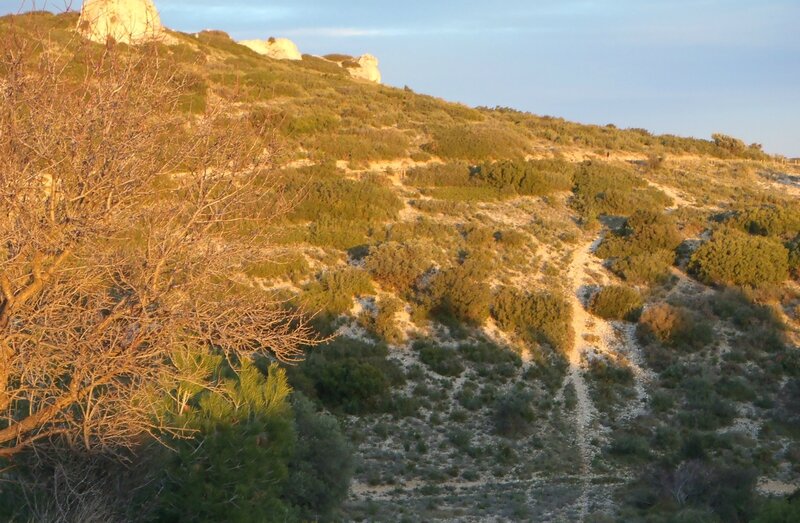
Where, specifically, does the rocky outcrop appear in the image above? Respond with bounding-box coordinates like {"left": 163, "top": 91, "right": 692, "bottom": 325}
{"left": 78, "top": 0, "right": 164, "bottom": 44}
{"left": 325, "top": 54, "right": 382, "bottom": 84}
{"left": 347, "top": 54, "right": 382, "bottom": 84}
{"left": 239, "top": 37, "right": 302, "bottom": 61}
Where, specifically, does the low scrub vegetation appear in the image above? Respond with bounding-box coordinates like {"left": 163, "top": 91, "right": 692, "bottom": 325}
{"left": 590, "top": 285, "right": 643, "bottom": 321}
{"left": 689, "top": 228, "right": 790, "bottom": 287}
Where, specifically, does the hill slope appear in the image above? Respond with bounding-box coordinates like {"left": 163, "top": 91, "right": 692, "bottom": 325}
{"left": 2, "top": 10, "right": 800, "bottom": 522}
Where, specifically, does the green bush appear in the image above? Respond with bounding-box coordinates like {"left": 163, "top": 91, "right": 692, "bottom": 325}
{"left": 596, "top": 210, "right": 682, "bottom": 259}
{"left": 299, "top": 267, "right": 374, "bottom": 316}
{"left": 245, "top": 254, "right": 310, "bottom": 282}
{"left": 689, "top": 228, "right": 790, "bottom": 287}
{"left": 590, "top": 285, "right": 643, "bottom": 321}
{"left": 157, "top": 363, "right": 296, "bottom": 522}
{"left": 422, "top": 124, "right": 528, "bottom": 160}
{"left": 285, "top": 394, "right": 353, "bottom": 521}
{"left": 728, "top": 204, "right": 800, "bottom": 239}
{"left": 292, "top": 339, "right": 403, "bottom": 414}
{"left": 572, "top": 163, "right": 672, "bottom": 219}
{"left": 753, "top": 496, "right": 800, "bottom": 523}
{"left": 475, "top": 159, "right": 575, "bottom": 196}
{"left": 610, "top": 251, "right": 674, "bottom": 285}
{"left": 360, "top": 296, "right": 405, "bottom": 344}
{"left": 492, "top": 287, "right": 573, "bottom": 353}
{"left": 414, "top": 341, "right": 465, "bottom": 377}
{"left": 366, "top": 242, "right": 431, "bottom": 294}
{"left": 286, "top": 168, "right": 402, "bottom": 224}
{"left": 493, "top": 387, "right": 535, "bottom": 438}
{"left": 424, "top": 256, "right": 494, "bottom": 326}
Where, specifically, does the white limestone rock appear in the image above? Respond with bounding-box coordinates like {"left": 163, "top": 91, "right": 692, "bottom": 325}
{"left": 239, "top": 37, "right": 302, "bottom": 61}
{"left": 78, "top": 0, "right": 164, "bottom": 45}
{"left": 346, "top": 54, "right": 382, "bottom": 84}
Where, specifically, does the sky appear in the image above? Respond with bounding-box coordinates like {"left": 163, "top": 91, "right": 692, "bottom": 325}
{"left": 6, "top": 0, "right": 800, "bottom": 156}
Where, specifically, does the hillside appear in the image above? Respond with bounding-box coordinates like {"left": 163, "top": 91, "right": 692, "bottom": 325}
{"left": 1, "top": 10, "right": 800, "bottom": 523}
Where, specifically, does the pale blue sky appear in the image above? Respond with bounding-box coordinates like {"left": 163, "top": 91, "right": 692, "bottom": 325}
{"left": 6, "top": 0, "right": 800, "bottom": 156}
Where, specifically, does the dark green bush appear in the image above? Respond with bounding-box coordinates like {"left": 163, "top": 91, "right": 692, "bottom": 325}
{"left": 292, "top": 339, "right": 403, "bottom": 414}
{"left": 287, "top": 169, "right": 402, "bottom": 224}
{"left": 493, "top": 387, "right": 536, "bottom": 438}
{"left": 414, "top": 341, "right": 465, "bottom": 377}
{"left": 753, "top": 495, "right": 800, "bottom": 523}
{"left": 689, "top": 228, "right": 790, "bottom": 287}
{"left": 157, "top": 364, "right": 296, "bottom": 522}
{"left": 590, "top": 285, "right": 643, "bottom": 321}
{"left": 285, "top": 394, "right": 353, "bottom": 521}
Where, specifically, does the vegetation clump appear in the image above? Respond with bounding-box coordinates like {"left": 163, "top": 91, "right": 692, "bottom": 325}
{"left": 689, "top": 228, "right": 790, "bottom": 287}
{"left": 590, "top": 285, "right": 644, "bottom": 321}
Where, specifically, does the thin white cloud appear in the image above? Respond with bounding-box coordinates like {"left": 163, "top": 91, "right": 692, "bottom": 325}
{"left": 283, "top": 25, "right": 525, "bottom": 38}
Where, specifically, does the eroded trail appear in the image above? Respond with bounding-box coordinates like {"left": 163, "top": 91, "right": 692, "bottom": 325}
{"left": 563, "top": 236, "right": 605, "bottom": 520}
{"left": 562, "top": 234, "right": 654, "bottom": 520}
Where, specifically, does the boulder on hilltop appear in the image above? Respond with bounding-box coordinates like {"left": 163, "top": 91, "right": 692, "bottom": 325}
{"left": 78, "top": 0, "right": 164, "bottom": 44}
{"left": 239, "top": 37, "right": 302, "bottom": 60}
{"left": 349, "top": 54, "right": 382, "bottom": 84}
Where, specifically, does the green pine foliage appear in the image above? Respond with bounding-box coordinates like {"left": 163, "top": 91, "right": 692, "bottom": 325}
{"left": 284, "top": 394, "right": 353, "bottom": 521}
{"left": 157, "top": 363, "right": 296, "bottom": 522}
{"left": 689, "top": 228, "right": 790, "bottom": 287}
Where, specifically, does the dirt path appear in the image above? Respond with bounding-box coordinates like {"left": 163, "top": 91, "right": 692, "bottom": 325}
{"left": 563, "top": 236, "right": 606, "bottom": 520}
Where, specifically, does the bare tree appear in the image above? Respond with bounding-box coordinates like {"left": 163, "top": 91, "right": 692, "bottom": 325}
{"left": 0, "top": 22, "right": 315, "bottom": 459}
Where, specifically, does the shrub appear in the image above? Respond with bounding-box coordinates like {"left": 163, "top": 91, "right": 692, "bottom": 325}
{"left": 422, "top": 124, "right": 528, "bottom": 160}
{"left": 611, "top": 251, "right": 674, "bottom": 285}
{"left": 360, "top": 296, "right": 405, "bottom": 344}
{"left": 366, "top": 242, "right": 430, "bottom": 294}
{"left": 572, "top": 162, "right": 672, "bottom": 219}
{"left": 292, "top": 339, "right": 403, "bottom": 414}
{"left": 157, "top": 364, "right": 296, "bottom": 521}
{"left": 299, "top": 267, "right": 374, "bottom": 316}
{"left": 590, "top": 285, "right": 643, "bottom": 321}
{"left": 493, "top": 387, "right": 535, "bottom": 438}
{"left": 287, "top": 169, "right": 403, "bottom": 223}
{"left": 244, "top": 254, "right": 310, "bottom": 282}
{"left": 753, "top": 496, "right": 800, "bottom": 523}
{"left": 638, "top": 304, "right": 713, "bottom": 352}
{"left": 425, "top": 256, "right": 493, "bottom": 326}
{"left": 492, "top": 287, "right": 573, "bottom": 353}
{"left": 475, "top": 159, "right": 575, "bottom": 196}
{"left": 689, "top": 228, "right": 789, "bottom": 287}
{"left": 414, "top": 341, "right": 465, "bottom": 377}
{"left": 285, "top": 394, "right": 353, "bottom": 520}
{"left": 597, "top": 210, "right": 682, "bottom": 259}
{"left": 728, "top": 204, "right": 800, "bottom": 240}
